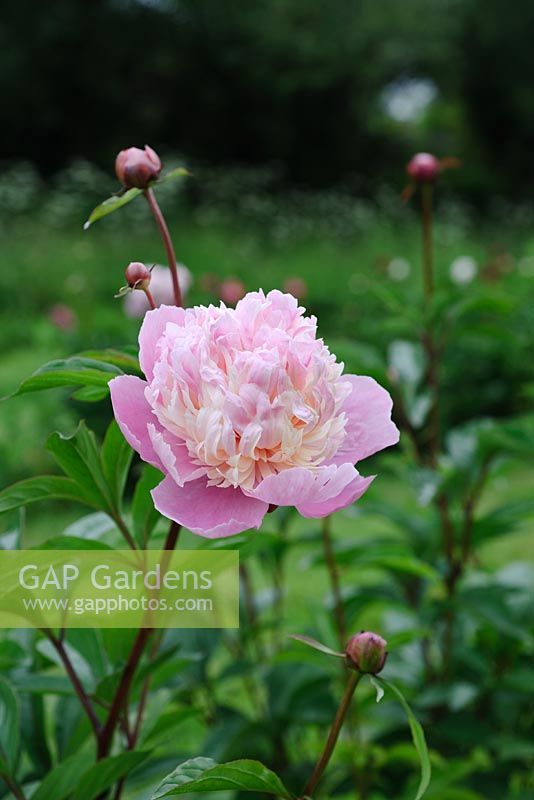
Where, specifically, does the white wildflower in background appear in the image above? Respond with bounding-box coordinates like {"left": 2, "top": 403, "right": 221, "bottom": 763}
{"left": 450, "top": 255, "right": 477, "bottom": 285}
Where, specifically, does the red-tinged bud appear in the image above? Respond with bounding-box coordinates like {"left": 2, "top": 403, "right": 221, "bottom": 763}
{"left": 220, "top": 278, "right": 246, "bottom": 306}
{"left": 283, "top": 277, "right": 308, "bottom": 299}
{"left": 125, "top": 261, "right": 151, "bottom": 290}
{"left": 345, "top": 632, "right": 388, "bottom": 674}
{"left": 115, "top": 145, "right": 162, "bottom": 189}
{"left": 406, "top": 152, "right": 441, "bottom": 183}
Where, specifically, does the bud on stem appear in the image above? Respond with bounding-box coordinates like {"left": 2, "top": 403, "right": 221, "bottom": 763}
{"left": 345, "top": 631, "right": 388, "bottom": 675}
{"left": 115, "top": 145, "right": 162, "bottom": 189}
{"left": 124, "top": 262, "right": 156, "bottom": 310}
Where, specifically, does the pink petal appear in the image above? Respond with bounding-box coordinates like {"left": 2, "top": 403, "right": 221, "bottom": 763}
{"left": 147, "top": 424, "right": 204, "bottom": 486}
{"left": 297, "top": 472, "right": 374, "bottom": 517}
{"left": 151, "top": 476, "right": 269, "bottom": 538}
{"left": 247, "top": 463, "right": 372, "bottom": 517}
{"left": 138, "top": 304, "right": 185, "bottom": 381}
{"left": 109, "top": 375, "right": 163, "bottom": 470}
{"left": 332, "top": 375, "right": 399, "bottom": 465}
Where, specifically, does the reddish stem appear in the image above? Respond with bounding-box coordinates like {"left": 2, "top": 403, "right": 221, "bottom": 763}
{"left": 143, "top": 188, "right": 182, "bottom": 307}
{"left": 143, "top": 287, "right": 157, "bottom": 310}
{"left": 47, "top": 633, "right": 101, "bottom": 738}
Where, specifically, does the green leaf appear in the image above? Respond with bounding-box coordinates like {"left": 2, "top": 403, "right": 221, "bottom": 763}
{"left": 31, "top": 752, "right": 94, "bottom": 800}
{"left": 159, "top": 166, "right": 190, "bottom": 185}
{"left": 369, "top": 676, "right": 384, "bottom": 703}
{"left": 40, "top": 536, "right": 113, "bottom": 551}
{"left": 150, "top": 757, "right": 293, "bottom": 799}
{"left": 101, "top": 420, "right": 133, "bottom": 512}
{"left": 77, "top": 349, "right": 141, "bottom": 374}
{"left": 46, "top": 423, "right": 112, "bottom": 511}
{"left": 0, "top": 476, "right": 98, "bottom": 514}
{"left": 72, "top": 751, "right": 149, "bottom": 800}
{"left": 132, "top": 464, "right": 163, "bottom": 546}
{"left": 83, "top": 167, "right": 188, "bottom": 228}
{"left": 84, "top": 188, "right": 142, "bottom": 229}
{"left": 375, "top": 677, "right": 431, "bottom": 800}
{"left": 71, "top": 385, "right": 110, "bottom": 403}
{"left": 9, "top": 357, "right": 121, "bottom": 397}
{"left": 0, "top": 675, "right": 20, "bottom": 775}
{"left": 289, "top": 634, "right": 344, "bottom": 658}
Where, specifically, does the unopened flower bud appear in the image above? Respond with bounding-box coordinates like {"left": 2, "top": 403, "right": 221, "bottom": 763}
{"left": 115, "top": 145, "right": 162, "bottom": 189}
{"left": 406, "top": 152, "right": 440, "bottom": 183}
{"left": 125, "top": 261, "right": 151, "bottom": 290}
{"left": 220, "top": 278, "right": 246, "bottom": 306}
{"left": 345, "top": 632, "right": 387, "bottom": 674}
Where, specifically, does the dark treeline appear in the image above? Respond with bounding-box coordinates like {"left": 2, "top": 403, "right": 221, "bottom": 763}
{"left": 1, "top": 0, "right": 534, "bottom": 202}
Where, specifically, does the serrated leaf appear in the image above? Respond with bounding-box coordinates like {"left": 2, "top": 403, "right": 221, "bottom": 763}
{"left": 289, "top": 634, "right": 344, "bottom": 658}
{"left": 150, "top": 757, "right": 293, "bottom": 799}
{"left": 9, "top": 357, "right": 121, "bottom": 397}
{"left": 31, "top": 752, "right": 94, "bottom": 800}
{"left": 375, "top": 677, "right": 431, "bottom": 800}
{"left": 72, "top": 751, "right": 149, "bottom": 800}
{"left": 0, "top": 476, "right": 98, "bottom": 514}
{"left": 0, "top": 675, "right": 20, "bottom": 774}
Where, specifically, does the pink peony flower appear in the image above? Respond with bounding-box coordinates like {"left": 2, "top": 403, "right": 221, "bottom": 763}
{"left": 110, "top": 290, "right": 399, "bottom": 538}
{"left": 124, "top": 265, "right": 192, "bottom": 317}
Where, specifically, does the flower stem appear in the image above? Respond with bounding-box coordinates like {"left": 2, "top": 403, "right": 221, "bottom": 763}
{"left": 144, "top": 286, "right": 157, "bottom": 310}
{"left": 301, "top": 671, "right": 362, "bottom": 798}
{"left": 45, "top": 632, "right": 101, "bottom": 738}
{"left": 321, "top": 516, "right": 346, "bottom": 649}
{"left": 143, "top": 187, "right": 182, "bottom": 307}
{"left": 421, "top": 184, "right": 434, "bottom": 303}
{"left": 1, "top": 773, "right": 27, "bottom": 800}
{"left": 97, "top": 522, "right": 181, "bottom": 762}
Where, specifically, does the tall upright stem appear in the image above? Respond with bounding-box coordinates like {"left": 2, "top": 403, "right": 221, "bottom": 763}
{"left": 321, "top": 516, "right": 346, "bottom": 649}
{"left": 143, "top": 188, "right": 183, "bottom": 307}
{"left": 420, "top": 184, "right": 440, "bottom": 467}
{"left": 301, "top": 671, "right": 362, "bottom": 798}
{"left": 1, "top": 773, "right": 27, "bottom": 800}
{"left": 97, "top": 522, "right": 181, "bottom": 763}
{"left": 419, "top": 184, "right": 456, "bottom": 676}
{"left": 421, "top": 184, "right": 434, "bottom": 303}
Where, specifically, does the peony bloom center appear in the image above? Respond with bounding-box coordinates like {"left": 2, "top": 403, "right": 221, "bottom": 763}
{"left": 145, "top": 294, "right": 350, "bottom": 491}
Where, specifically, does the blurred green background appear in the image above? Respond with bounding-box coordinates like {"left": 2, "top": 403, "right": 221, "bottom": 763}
{"left": 0, "top": 3, "right": 533, "bottom": 800}
{"left": 1, "top": 0, "right": 534, "bottom": 545}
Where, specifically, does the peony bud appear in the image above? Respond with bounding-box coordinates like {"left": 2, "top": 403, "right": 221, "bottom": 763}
{"left": 283, "top": 277, "right": 308, "bottom": 299}
{"left": 115, "top": 145, "right": 162, "bottom": 189}
{"left": 220, "top": 278, "right": 246, "bottom": 306}
{"left": 125, "top": 261, "right": 152, "bottom": 290}
{"left": 406, "top": 152, "right": 441, "bottom": 183}
{"left": 345, "top": 632, "right": 387, "bottom": 674}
